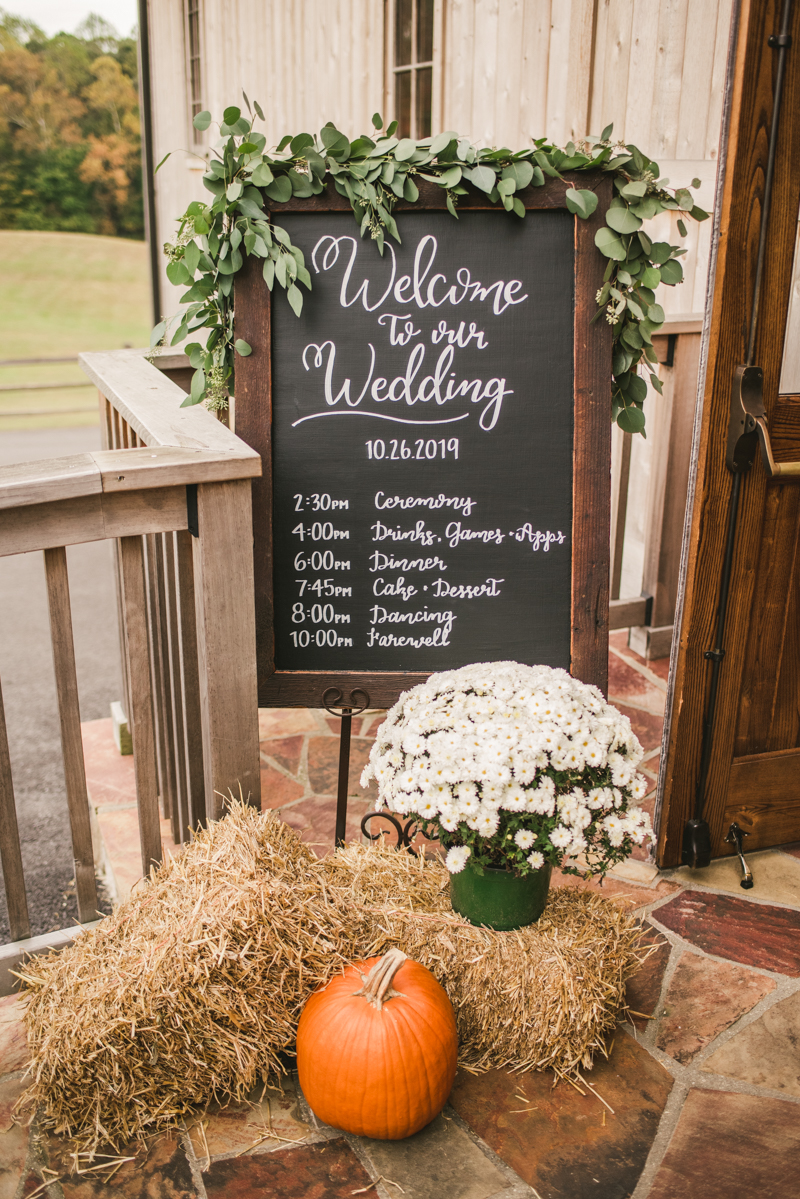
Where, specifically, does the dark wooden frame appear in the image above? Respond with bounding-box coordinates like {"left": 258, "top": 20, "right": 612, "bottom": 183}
{"left": 234, "top": 173, "right": 612, "bottom": 708}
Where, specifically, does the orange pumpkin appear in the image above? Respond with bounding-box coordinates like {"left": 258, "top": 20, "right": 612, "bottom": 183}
{"left": 296, "top": 948, "right": 458, "bottom": 1139}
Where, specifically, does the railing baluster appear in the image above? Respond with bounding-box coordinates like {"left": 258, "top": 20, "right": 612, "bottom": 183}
{"left": 119, "top": 535, "right": 162, "bottom": 876}
{"left": 162, "top": 533, "right": 190, "bottom": 841}
{"left": 43, "top": 547, "right": 99, "bottom": 924}
{"left": 0, "top": 676, "right": 31, "bottom": 942}
{"left": 174, "top": 530, "right": 205, "bottom": 830}
{"left": 153, "top": 535, "right": 179, "bottom": 838}
{"left": 143, "top": 535, "right": 170, "bottom": 820}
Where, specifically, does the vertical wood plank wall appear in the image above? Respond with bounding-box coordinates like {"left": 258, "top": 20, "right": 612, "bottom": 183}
{"left": 149, "top": 0, "right": 732, "bottom": 325}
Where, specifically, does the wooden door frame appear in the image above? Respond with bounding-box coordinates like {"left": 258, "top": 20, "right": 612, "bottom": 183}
{"left": 233, "top": 175, "right": 612, "bottom": 708}
{"left": 656, "top": 0, "right": 800, "bottom": 867}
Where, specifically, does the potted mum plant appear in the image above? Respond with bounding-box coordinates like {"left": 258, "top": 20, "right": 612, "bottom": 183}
{"left": 361, "top": 661, "right": 653, "bottom": 931}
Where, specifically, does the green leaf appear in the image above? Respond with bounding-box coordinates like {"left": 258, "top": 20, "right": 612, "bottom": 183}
{"left": 647, "top": 303, "right": 665, "bottom": 325}
{"left": 223, "top": 106, "right": 241, "bottom": 126}
{"left": 372, "top": 111, "right": 383, "bottom": 129}
{"left": 438, "top": 165, "right": 462, "bottom": 187}
{"left": 691, "top": 176, "right": 701, "bottom": 188}
{"left": 430, "top": 130, "right": 458, "bottom": 155}
{"left": 617, "top": 405, "right": 646, "bottom": 434}
{"left": 649, "top": 373, "right": 664, "bottom": 395}
{"left": 594, "top": 227, "right": 627, "bottom": 260}
{"left": 193, "top": 110, "right": 212, "bottom": 131}
{"left": 190, "top": 367, "right": 206, "bottom": 403}
{"left": 290, "top": 132, "right": 315, "bottom": 155}
{"left": 166, "top": 261, "right": 193, "bottom": 286}
{"left": 565, "top": 187, "right": 598, "bottom": 219}
{"left": 286, "top": 282, "right": 303, "bottom": 316}
{"left": 621, "top": 179, "right": 648, "bottom": 198}
{"left": 512, "top": 196, "right": 525, "bottom": 218}
{"left": 659, "top": 258, "right": 684, "bottom": 285}
{"left": 226, "top": 181, "right": 243, "bottom": 202}
{"left": 155, "top": 152, "right": 171, "bottom": 173}
{"left": 600, "top": 122, "right": 614, "bottom": 141}
{"left": 677, "top": 218, "right": 687, "bottom": 237}
{"left": 606, "top": 206, "right": 642, "bottom": 234}
{"left": 502, "top": 160, "right": 534, "bottom": 190}
{"left": 690, "top": 205, "right": 710, "bottom": 221}
{"left": 265, "top": 175, "right": 292, "bottom": 203}
{"left": 403, "top": 177, "right": 419, "bottom": 202}
{"left": 235, "top": 339, "right": 252, "bottom": 357}
{"left": 465, "top": 164, "right": 496, "bottom": 193}
{"left": 675, "top": 187, "right": 693, "bottom": 209}
{"left": 649, "top": 241, "right": 673, "bottom": 265}
{"left": 263, "top": 258, "right": 275, "bottom": 290}
{"left": 149, "top": 320, "right": 166, "bottom": 348}
{"left": 497, "top": 177, "right": 515, "bottom": 196}
{"left": 386, "top": 120, "right": 399, "bottom": 137}
{"left": 621, "top": 372, "right": 648, "bottom": 402}
{"left": 394, "top": 138, "right": 417, "bottom": 161}
{"left": 184, "top": 241, "right": 201, "bottom": 274}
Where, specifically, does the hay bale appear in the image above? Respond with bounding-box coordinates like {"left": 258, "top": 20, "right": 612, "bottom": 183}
{"left": 325, "top": 842, "right": 644, "bottom": 1075}
{"left": 19, "top": 803, "right": 355, "bottom": 1151}
{"left": 19, "top": 806, "right": 645, "bottom": 1153}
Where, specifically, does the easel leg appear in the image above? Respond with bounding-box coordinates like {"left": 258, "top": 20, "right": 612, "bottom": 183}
{"left": 335, "top": 708, "right": 352, "bottom": 847}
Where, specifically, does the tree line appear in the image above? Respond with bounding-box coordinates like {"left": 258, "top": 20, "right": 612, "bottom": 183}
{"left": 0, "top": 11, "right": 143, "bottom": 238}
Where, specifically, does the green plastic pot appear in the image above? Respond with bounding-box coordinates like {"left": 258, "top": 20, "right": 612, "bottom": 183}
{"left": 449, "top": 861, "right": 553, "bottom": 931}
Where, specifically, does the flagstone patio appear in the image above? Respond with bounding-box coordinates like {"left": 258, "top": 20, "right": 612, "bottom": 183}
{"left": 1, "top": 637, "right": 799, "bottom": 1197}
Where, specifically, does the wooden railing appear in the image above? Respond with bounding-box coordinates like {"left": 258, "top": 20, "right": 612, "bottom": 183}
{"left": 609, "top": 316, "right": 703, "bottom": 657}
{"left": 0, "top": 349, "right": 262, "bottom": 949}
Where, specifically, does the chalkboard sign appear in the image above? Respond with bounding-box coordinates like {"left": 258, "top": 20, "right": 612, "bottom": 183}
{"left": 235, "top": 177, "right": 611, "bottom": 707}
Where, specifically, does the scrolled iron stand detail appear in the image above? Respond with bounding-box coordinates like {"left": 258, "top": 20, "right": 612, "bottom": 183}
{"left": 323, "top": 687, "right": 371, "bottom": 847}
{"left": 323, "top": 686, "right": 440, "bottom": 851}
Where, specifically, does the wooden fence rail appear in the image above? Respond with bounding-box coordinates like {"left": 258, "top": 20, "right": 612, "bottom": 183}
{"left": 0, "top": 349, "right": 263, "bottom": 964}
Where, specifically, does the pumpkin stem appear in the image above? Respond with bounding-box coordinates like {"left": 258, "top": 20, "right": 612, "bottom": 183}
{"left": 352, "top": 948, "right": 407, "bottom": 1011}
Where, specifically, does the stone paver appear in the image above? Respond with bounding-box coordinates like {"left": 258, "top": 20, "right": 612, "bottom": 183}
{"left": 625, "top": 923, "right": 671, "bottom": 1031}
{"left": 450, "top": 1034, "right": 673, "bottom": 1199}
{"left": 653, "top": 891, "right": 800, "bottom": 976}
{"left": 0, "top": 995, "right": 28, "bottom": 1076}
{"left": 186, "top": 1077, "right": 316, "bottom": 1159}
{"left": 45, "top": 1131, "right": 196, "bottom": 1198}
{"left": 647, "top": 1089, "right": 800, "bottom": 1199}
{"left": 655, "top": 951, "right": 776, "bottom": 1064}
{"left": 203, "top": 1136, "right": 373, "bottom": 1197}
{"left": 607, "top": 653, "right": 666, "bottom": 715}
{"left": 0, "top": 1078, "right": 29, "bottom": 1199}
{"left": 670, "top": 849, "right": 800, "bottom": 908}
{"left": 702, "top": 989, "right": 800, "bottom": 1095}
{"left": 260, "top": 765, "right": 306, "bottom": 810}
{"left": 358, "top": 1113, "right": 509, "bottom": 1199}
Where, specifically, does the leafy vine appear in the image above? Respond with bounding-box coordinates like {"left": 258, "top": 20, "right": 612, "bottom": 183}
{"left": 153, "top": 95, "right": 708, "bottom": 435}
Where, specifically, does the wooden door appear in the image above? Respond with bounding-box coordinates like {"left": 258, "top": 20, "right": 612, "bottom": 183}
{"left": 657, "top": 0, "right": 800, "bottom": 867}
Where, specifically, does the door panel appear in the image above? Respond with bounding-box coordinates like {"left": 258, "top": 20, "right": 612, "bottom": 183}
{"left": 657, "top": 0, "right": 800, "bottom": 866}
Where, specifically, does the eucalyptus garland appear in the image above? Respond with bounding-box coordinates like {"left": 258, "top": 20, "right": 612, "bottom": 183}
{"left": 153, "top": 95, "right": 708, "bottom": 435}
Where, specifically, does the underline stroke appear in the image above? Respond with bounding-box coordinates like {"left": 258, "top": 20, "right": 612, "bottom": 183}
{"left": 291, "top": 411, "right": 470, "bottom": 428}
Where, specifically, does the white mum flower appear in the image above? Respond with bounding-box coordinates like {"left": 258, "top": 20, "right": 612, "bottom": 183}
{"left": 514, "top": 829, "right": 536, "bottom": 849}
{"left": 458, "top": 794, "right": 481, "bottom": 817}
{"left": 630, "top": 774, "right": 649, "bottom": 800}
{"left": 550, "top": 826, "right": 573, "bottom": 849}
{"left": 502, "top": 784, "right": 528, "bottom": 812}
{"left": 440, "top": 814, "right": 460, "bottom": 832}
{"left": 398, "top": 770, "right": 417, "bottom": 792}
{"left": 526, "top": 850, "right": 545, "bottom": 869}
{"left": 475, "top": 809, "right": 500, "bottom": 837}
{"left": 456, "top": 782, "right": 478, "bottom": 802}
{"left": 445, "top": 845, "right": 471, "bottom": 874}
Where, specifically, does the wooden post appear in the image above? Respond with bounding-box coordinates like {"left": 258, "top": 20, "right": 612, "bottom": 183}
{"left": 119, "top": 535, "right": 163, "bottom": 876}
{"left": 43, "top": 547, "right": 99, "bottom": 924}
{"left": 192, "top": 480, "right": 261, "bottom": 819}
{"left": 0, "top": 677, "right": 30, "bottom": 942}
{"left": 630, "top": 329, "right": 702, "bottom": 658}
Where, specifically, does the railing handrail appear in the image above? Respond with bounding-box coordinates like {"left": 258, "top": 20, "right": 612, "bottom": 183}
{"left": 0, "top": 445, "right": 261, "bottom": 515}
{"left": 78, "top": 348, "right": 244, "bottom": 451}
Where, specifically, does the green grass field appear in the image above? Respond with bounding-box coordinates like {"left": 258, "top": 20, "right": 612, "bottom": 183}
{"left": 0, "top": 231, "right": 152, "bottom": 430}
